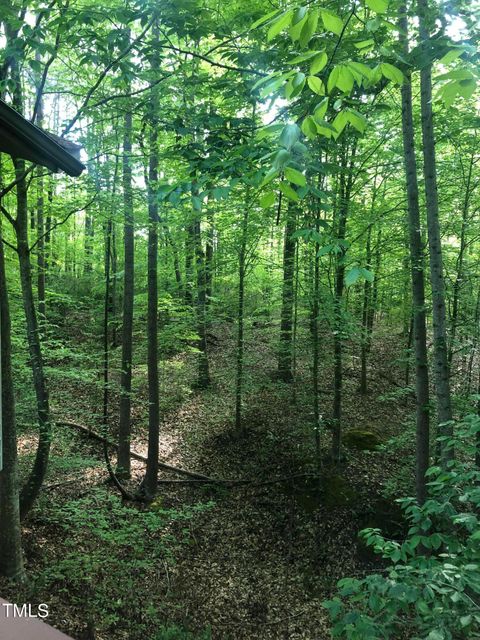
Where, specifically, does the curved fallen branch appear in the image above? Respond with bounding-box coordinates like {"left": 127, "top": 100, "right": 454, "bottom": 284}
{"left": 56, "top": 420, "right": 214, "bottom": 481}
{"left": 56, "top": 420, "right": 321, "bottom": 489}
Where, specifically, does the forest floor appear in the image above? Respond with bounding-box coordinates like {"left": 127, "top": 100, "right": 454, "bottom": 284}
{"left": 1, "top": 320, "right": 416, "bottom": 640}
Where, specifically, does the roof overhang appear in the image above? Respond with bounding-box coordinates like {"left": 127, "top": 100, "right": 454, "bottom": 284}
{"left": 0, "top": 599, "right": 74, "bottom": 640}
{"left": 0, "top": 99, "right": 85, "bottom": 176}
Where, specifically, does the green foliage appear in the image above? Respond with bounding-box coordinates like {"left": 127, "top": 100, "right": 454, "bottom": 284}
{"left": 323, "top": 415, "right": 480, "bottom": 640}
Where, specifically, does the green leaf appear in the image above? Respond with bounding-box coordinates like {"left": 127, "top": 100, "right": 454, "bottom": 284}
{"left": 337, "top": 66, "right": 354, "bottom": 93}
{"left": 310, "top": 51, "right": 328, "bottom": 74}
{"left": 300, "top": 10, "right": 319, "bottom": 48}
{"left": 460, "top": 615, "right": 472, "bottom": 627}
{"left": 192, "top": 196, "right": 202, "bottom": 211}
{"left": 307, "top": 75, "right": 325, "bottom": 95}
{"left": 327, "top": 66, "right": 340, "bottom": 93}
{"left": 313, "top": 97, "right": 329, "bottom": 122}
{"left": 365, "top": 0, "right": 388, "bottom": 13}
{"left": 273, "top": 148, "right": 292, "bottom": 169}
{"left": 280, "top": 124, "right": 301, "bottom": 149}
{"left": 439, "top": 47, "right": 465, "bottom": 65}
{"left": 279, "top": 182, "right": 300, "bottom": 201}
{"left": 380, "top": 62, "right": 403, "bottom": 84}
{"left": 345, "top": 267, "right": 361, "bottom": 287}
{"left": 285, "top": 167, "right": 306, "bottom": 187}
{"left": 261, "top": 168, "right": 279, "bottom": 187}
{"left": 321, "top": 10, "right": 343, "bottom": 36}
{"left": 354, "top": 39, "right": 375, "bottom": 50}
{"left": 251, "top": 9, "right": 281, "bottom": 30}
{"left": 287, "top": 51, "right": 318, "bottom": 64}
{"left": 346, "top": 109, "right": 367, "bottom": 133}
{"left": 259, "top": 191, "right": 275, "bottom": 208}
{"left": 332, "top": 110, "right": 348, "bottom": 137}
{"left": 285, "top": 72, "right": 306, "bottom": 98}
{"left": 301, "top": 115, "right": 318, "bottom": 140}
{"left": 289, "top": 11, "right": 308, "bottom": 42}
{"left": 267, "top": 10, "right": 293, "bottom": 41}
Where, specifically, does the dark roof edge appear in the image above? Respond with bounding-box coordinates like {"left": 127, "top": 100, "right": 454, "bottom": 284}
{"left": 0, "top": 99, "right": 85, "bottom": 177}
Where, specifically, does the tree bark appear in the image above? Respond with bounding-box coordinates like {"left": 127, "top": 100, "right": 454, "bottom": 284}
{"left": 400, "top": 2, "right": 430, "bottom": 503}
{"left": 0, "top": 227, "right": 24, "bottom": 579}
{"left": 118, "top": 105, "right": 134, "bottom": 479}
{"left": 418, "top": 0, "right": 453, "bottom": 464}
{"left": 143, "top": 27, "right": 160, "bottom": 498}
{"left": 278, "top": 201, "right": 296, "bottom": 382}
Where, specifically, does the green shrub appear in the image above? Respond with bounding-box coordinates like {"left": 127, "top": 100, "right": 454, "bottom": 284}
{"left": 323, "top": 414, "right": 480, "bottom": 640}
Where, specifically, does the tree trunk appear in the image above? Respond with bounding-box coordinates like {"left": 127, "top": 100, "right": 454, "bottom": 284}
{"left": 331, "top": 142, "right": 356, "bottom": 463}
{"left": 118, "top": 107, "right": 134, "bottom": 479}
{"left": 193, "top": 211, "right": 210, "bottom": 389}
{"left": 400, "top": 3, "right": 430, "bottom": 503}
{"left": 0, "top": 228, "right": 24, "bottom": 579}
{"left": 235, "top": 199, "right": 249, "bottom": 433}
{"left": 418, "top": 0, "right": 453, "bottom": 464}
{"left": 278, "top": 201, "right": 296, "bottom": 382}
{"left": 143, "top": 30, "right": 160, "bottom": 498}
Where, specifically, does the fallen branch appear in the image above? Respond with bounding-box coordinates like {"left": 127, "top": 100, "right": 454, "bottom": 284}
{"left": 55, "top": 420, "right": 321, "bottom": 489}
{"left": 56, "top": 420, "right": 214, "bottom": 481}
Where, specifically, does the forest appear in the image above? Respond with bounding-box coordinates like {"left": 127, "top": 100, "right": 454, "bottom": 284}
{"left": 0, "top": 0, "right": 479, "bottom": 638}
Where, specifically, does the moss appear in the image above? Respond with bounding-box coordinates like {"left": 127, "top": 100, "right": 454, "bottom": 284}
{"left": 343, "top": 429, "right": 383, "bottom": 451}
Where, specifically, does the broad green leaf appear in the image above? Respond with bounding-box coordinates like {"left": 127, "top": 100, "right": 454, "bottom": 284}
{"left": 267, "top": 9, "right": 293, "bottom": 41}
{"left": 439, "top": 47, "right": 464, "bottom": 65}
{"left": 321, "top": 10, "right": 343, "bottom": 36}
{"left": 336, "top": 66, "right": 354, "bottom": 93}
{"left": 457, "top": 78, "right": 476, "bottom": 100}
{"left": 360, "top": 267, "right": 374, "bottom": 282}
{"left": 310, "top": 51, "right": 328, "bottom": 74}
{"left": 260, "top": 77, "right": 289, "bottom": 98}
{"left": 285, "top": 167, "right": 306, "bottom": 187}
{"left": 259, "top": 191, "right": 275, "bottom": 208}
{"left": 300, "top": 10, "right": 319, "bottom": 48}
{"left": 313, "top": 97, "right": 329, "bottom": 121}
{"left": 279, "top": 182, "right": 300, "bottom": 201}
{"left": 289, "top": 11, "right": 308, "bottom": 42}
{"left": 327, "top": 66, "right": 340, "bottom": 93}
{"left": 280, "top": 123, "right": 301, "bottom": 149}
{"left": 261, "top": 167, "right": 279, "bottom": 186}
{"left": 354, "top": 39, "right": 375, "bottom": 50}
{"left": 256, "top": 123, "right": 284, "bottom": 139}
{"left": 348, "top": 61, "right": 373, "bottom": 84}
{"left": 301, "top": 115, "right": 317, "bottom": 140}
{"left": 346, "top": 109, "right": 367, "bottom": 133}
{"left": 287, "top": 51, "right": 318, "bottom": 64}
{"left": 285, "top": 72, "right": 306, "bottom": 98}
{"left": 364, "top": 0, "right": 388, "bottom": 13}
{"left": 251, "top": 9, "right": 281, "bottom": 30}
{"left": 380, "top": 62, "right": 403, "bottom": 84}
{"left": 307, "top": 75, "right": 325, "bottom": 95}
{"left": 273, "top": 148, "right": 292, "bottom": 169}
{"left": 332, "top": 111, "right": 348, "bottom": 137}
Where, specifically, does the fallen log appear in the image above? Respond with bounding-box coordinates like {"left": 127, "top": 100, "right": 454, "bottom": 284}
{"left": 56, "top": 421, "right": 321, "bottom": 489}
{"left": 56, "top": 420, "right": 214, "bottom": 481}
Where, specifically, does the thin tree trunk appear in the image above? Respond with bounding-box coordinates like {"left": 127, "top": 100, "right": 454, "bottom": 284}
{"left": 400, "top": 3, "right": 430, "bottom": 503}
{"left": 0, "top": 226, "right": 24, "bottom": 579}
{"left": 332, "top": 142, "right": 356, "bottom": 463}
{"left": 418, "top": 0, "right": 453, "bottom": 464}
{"left": 193, "top": 209, "right": 210, "bottom": 389}
{"left": 278, "top": 202, "right": 296, "bottom": 382}
{"left": 235, "top": 200, "right": 249, "bottom": 433}
{"left": 118, "top": 106, "right": 134, "bottom": 479}
{"left": 448, "top": 152, "right": 474, "bottom": 367}
{"left": 143, "top": 27, "right": 160, "bottom": 498}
